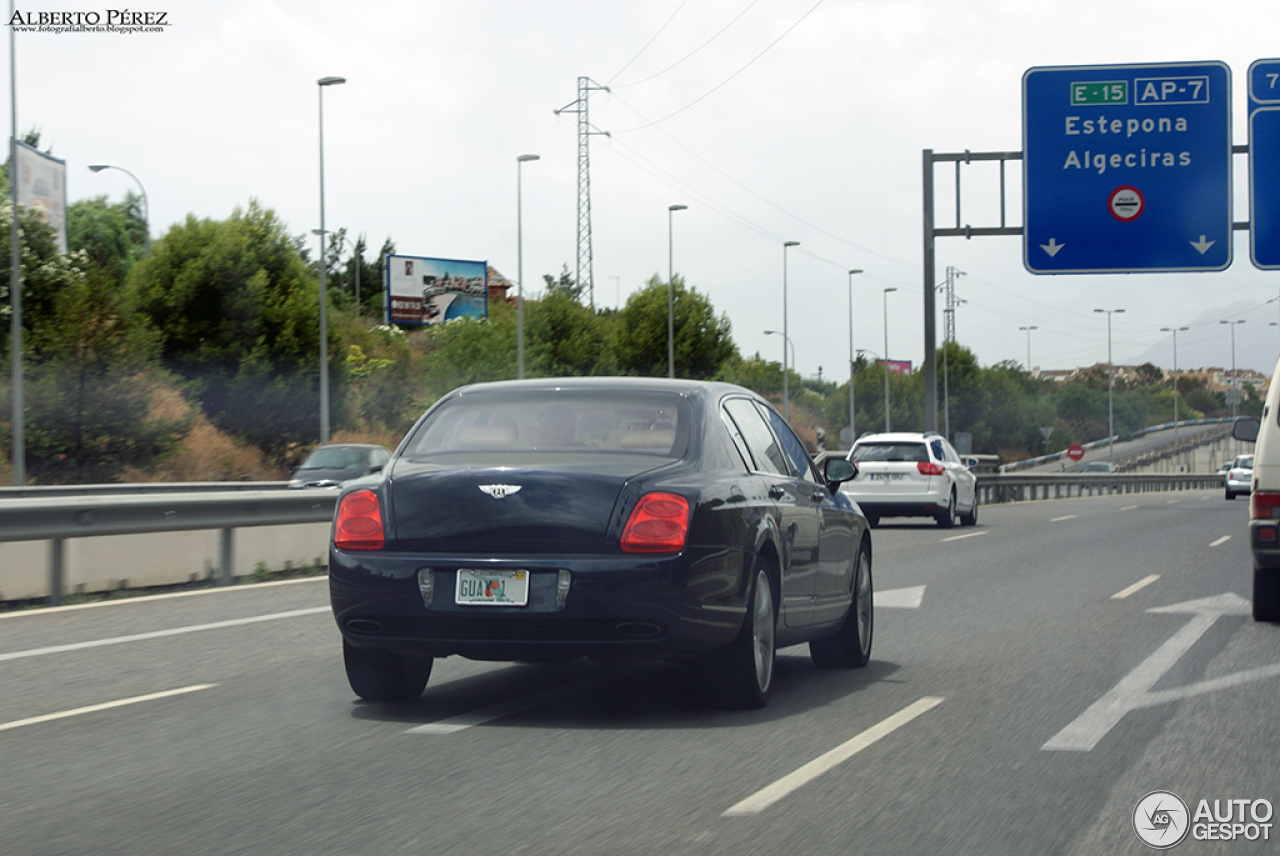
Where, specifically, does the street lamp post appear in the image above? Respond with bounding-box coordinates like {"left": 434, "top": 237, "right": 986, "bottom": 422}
{"left": 765, "top": 332, "right": 795, "bottom": 416}
{"left": 883, "top": 287, "right": 897, "bottom": 432}
{"left": 1019, "top": 325, "right": 1038, "bottom": 374}
{"left": 88, "top": 164, "right": 149, "bottom": 254}
{"left": 1161, "top": 326, "right": 1189, "bottom": 437}
{"left": 316, "top": 75, "right": 346, "bottom": 445}
{"left": 668, "top": 204, "right": 687, "bottom": 379}
{"left": 782, "top": 241, "right": 799, "bottom": 420}
{"left": 1094, "top": 308, "right": 1125, "bottom": 459}
{"left": 516, "top": 154, "right": 539, "bottom": 379}
{"left": 1220, "top": 319, "right": 1246, "bottom": 418}
{"left": 847, "top": 269, "right": 863, "bottom": 446}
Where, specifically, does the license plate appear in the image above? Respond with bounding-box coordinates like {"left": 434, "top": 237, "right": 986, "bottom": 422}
{"left": 456, "top": 569, "right": 529, "bottom": 606}
{"left": 870, "top": 473, "right": 906, "bottom": 481}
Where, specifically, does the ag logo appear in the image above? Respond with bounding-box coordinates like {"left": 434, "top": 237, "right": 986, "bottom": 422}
{"left": 1134, "top": 791, "right": 1190, "bottom": 849}
{"left": 478, "top": 484, "right": 522, "bottom": 500}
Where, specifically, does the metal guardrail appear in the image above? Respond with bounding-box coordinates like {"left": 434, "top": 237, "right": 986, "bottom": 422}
{"left": 0, "top": 490, "right": 337, "bottom": 606}
{"left": 0, "top": 481, "right": 289, "bottom": 499}
{"left": 976, "top": 472, "right": 1225, "bottom": 505}
{"left": 1000, "top": 417, "right": 1234, "bottom": 472}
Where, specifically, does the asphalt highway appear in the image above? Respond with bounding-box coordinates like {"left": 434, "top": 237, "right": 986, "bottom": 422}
{"left": 2, "top": 491, "right": 1277, "bottom": 855}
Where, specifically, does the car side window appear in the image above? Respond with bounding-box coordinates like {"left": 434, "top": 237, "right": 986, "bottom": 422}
{"left": 723, "top": 398, "right": 786, "bottom": 476}
{"left": 759, "top": 405, "right": 818, "bottom": 483}
{"left": 930, "top": 439, "right": 945, "bottom": 462}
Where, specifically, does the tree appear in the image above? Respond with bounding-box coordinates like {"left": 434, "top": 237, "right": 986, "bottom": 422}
{"left": 614, "top": 275, "right": 737, "bottom": 379}
{"left": 67, "top": 193, "right": 147, "bottom": 284}
{"left": 123, "top": 200, "right": 339, "bottom": 452}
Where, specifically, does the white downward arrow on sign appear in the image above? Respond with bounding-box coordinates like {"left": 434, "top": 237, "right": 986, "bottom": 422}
{"left": 1190, "top": 235, "right": 1215, "bottom": 254}
{"left": 1042, "top": 592, "right": 1253, "bottom": 752}
{"left": 1041, "top": 238, "right": 1064, "bottom": 257}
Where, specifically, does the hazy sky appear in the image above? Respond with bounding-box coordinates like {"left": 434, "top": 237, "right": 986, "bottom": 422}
{"left": 14, "top": 0, "right": 1280, "bottom": 377}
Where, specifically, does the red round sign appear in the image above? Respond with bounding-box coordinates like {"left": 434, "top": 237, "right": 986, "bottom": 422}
{"left": 1108, "top": 185, "right": 1144, "bottom": 222}
{"left": 1067, "top": 444, "right": 1085, "bottom": 461}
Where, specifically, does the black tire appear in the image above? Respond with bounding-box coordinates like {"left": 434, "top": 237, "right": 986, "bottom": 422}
{"left": 716, "top": 562, "right": 777, "bottom": 709}
{"left": 1226, "top": 488, "right": 1235, "bottom": 500}
{"left": 936, "top": 491, "right": 957, "bottom": 528}
{"left": 865, "top": 512, "right": 880, "bottom": 528}
{"left": 810, "top": 539, "right": 873, "bottom": 669}
{"left": 1254, "top": 567, "right": 1280, "bottom": 622}
{"left": 343, "top": 640, "right": 433, "bottom": 702}
{"left": 959, "top": 492, "right": 979, "bottom": 526}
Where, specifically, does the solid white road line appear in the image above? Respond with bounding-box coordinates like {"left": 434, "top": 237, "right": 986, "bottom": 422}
{"left": 1111, "top": 575, "right": 1160, "bottom": 600}
{"left": 1050, "top": 515, "right": 1078, "bottom": 522}
{"left": 940, "top": 531, "right": 987, "bottom": 543}
{"left": 0, "top": 684, "right": 215, "bottom": 733}
{"left": 1209, "top": 535, "right": 1231, "bottom": 547}
{"left": 405, "top": 669, "right": 631, "bottom": 734}
{"left": 0, "top": 607, "right": 329, "bottom": 662}
{"left": 723, "top": 696, "right": 946, "bottom": 816}
{"left": 0, "top": 576, "right": 328, "bottom": 620}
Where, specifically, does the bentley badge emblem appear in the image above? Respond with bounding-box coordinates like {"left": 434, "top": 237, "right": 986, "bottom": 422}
{"left": 478, "top": 484, "right": 522, "bottom": 500}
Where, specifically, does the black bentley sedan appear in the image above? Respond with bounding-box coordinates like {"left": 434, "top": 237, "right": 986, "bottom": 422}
{"left": 329, "top": 378, "right": 873, "bottom": 709}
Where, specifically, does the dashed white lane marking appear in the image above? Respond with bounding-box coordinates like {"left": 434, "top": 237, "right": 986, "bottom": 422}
{"left": 1112, "top": 575, "right": 1160, "bottom": 600}
{"left": 1210, "top": 535, "right": 1231, "bottom": 547}
{"left": 878, "top": 586, "right": 925, "bottom": 609}
{"left": 940, "top": 531, "right": 987, "bottom": 543}
{"left": 0, "top": 684, "right": 215, "bottom": 733}
{"left": 1051, "top": 515, "right": 1078, "bottom": 522}
{"left": 0, "top": 607, "right": 329, "bottom": 663}
{"left": 405, "top": 669, "right": 631, "bottom": 734}
{"left": 723, "top": 696, "right": 946, "bottom": 815}
{"left": 1121, "top": 505, "right": 1139, "bottom": 511}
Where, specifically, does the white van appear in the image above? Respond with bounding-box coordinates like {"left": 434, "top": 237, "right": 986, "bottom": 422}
{"left": 1233, "top": 359, "right": 1280, "bottom": 621}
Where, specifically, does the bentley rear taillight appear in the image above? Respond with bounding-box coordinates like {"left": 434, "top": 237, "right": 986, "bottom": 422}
{"left": 621, "top": 493, "right": 690, "bottom": 553}
{"left": 335, "top": 490, "right": 385, "bottom": 550}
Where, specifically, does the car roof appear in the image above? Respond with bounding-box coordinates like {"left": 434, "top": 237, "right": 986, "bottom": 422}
{"left": 854, "top": 432, "right": 937, "bottom": 444}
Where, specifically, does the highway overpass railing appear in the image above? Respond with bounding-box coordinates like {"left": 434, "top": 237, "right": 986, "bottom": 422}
{"left": 976, "top": 472, "right": 1225, "bottom": 505}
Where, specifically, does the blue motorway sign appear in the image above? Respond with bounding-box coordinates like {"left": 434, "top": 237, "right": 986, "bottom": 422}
{"left": 1249, "top": 59, "right": 1280, "bottom": 270}
{"left": 1023, "top": 62, "right": 1233, "bottom": 274}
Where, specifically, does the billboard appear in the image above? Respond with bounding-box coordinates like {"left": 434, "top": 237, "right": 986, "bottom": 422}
{"left": 385, "top": 254, "right": 488, "bottom": 326}
{"left": 15, "top": 141, "right": 68, "bottom": 253}
{"left": 880, "top": 359, "right": 913, "bottom": 376}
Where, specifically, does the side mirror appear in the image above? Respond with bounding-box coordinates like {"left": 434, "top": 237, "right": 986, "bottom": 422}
{"left": 1233, "top": 417, "right": 1260, "bottom": 443}
{"left": 963, "top": 456, "right": 979, "bottom": 469}
{"left": 824, "top": 458, "right": 857, "bottom": 486}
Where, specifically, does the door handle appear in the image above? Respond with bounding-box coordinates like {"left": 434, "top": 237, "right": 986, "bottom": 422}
{"left": 768, "top": 486, "right": 786, "bottom": 500}
{"left": 810, "top": 491, "right": 826, "bottom": 503}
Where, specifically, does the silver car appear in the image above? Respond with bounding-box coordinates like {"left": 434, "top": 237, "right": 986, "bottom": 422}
{"left": 1225, "top": 453, "right": 1253, "bottom": 500}
{"left": 842, "top": 432, "right": 979, "bottom": 527}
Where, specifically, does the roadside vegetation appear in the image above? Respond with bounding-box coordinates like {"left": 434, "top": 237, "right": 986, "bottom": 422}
{"left": 0, "top": 137, "right": 1260, "bottom": 484}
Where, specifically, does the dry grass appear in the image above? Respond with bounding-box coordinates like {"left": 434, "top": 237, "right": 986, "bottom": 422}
{"left": 120, "top": 415, "right": 288, "bottom": 483}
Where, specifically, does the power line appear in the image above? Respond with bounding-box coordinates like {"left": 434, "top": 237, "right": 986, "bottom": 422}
{"left": 612, "top": 0, "right": 763, "bottom": 89}
{"left": 615, "top": 0, "right": 827, "bottom": 133}
{"left": 606, "top": 0, "right": 690, "bottom": 86}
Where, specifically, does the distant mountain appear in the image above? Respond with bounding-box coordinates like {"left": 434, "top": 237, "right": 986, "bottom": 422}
{"left": 1125, "top": 301, "right": 1279, "bottom": 375}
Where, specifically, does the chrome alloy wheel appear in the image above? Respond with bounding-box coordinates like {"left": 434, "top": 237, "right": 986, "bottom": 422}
{"left": 752, "top": 568, "right": 776, "bottom": 693}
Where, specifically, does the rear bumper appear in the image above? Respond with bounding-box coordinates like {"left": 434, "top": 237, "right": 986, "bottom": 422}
{"left": 329, "top": 545, "right": 749, "bottom": 661}
{"left": 844, "top": 495, "right": 947, "bottom": 519}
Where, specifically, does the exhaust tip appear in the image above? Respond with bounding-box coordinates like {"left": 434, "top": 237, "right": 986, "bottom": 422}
{"left": 346, "top": 618, "right": 384, "bottom": 635}
{"left": 614, "top": 621, "right": 664, "bottom": 639}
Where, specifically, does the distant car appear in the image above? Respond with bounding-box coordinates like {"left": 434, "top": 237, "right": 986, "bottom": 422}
{"left": 1225, "top": 453, "right": 1254, "bottom": 500}
{"left": 289, "top": 444, "right": 391, "bottom": 489}
{"left": 329, "top": 378, "right": 872, "bottom": 709}
{"left": 1080, "top": 460, "right": 1118, "bottom": 474}
{"left": 842, "top": 432, "right": 978, "bottom": 527}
